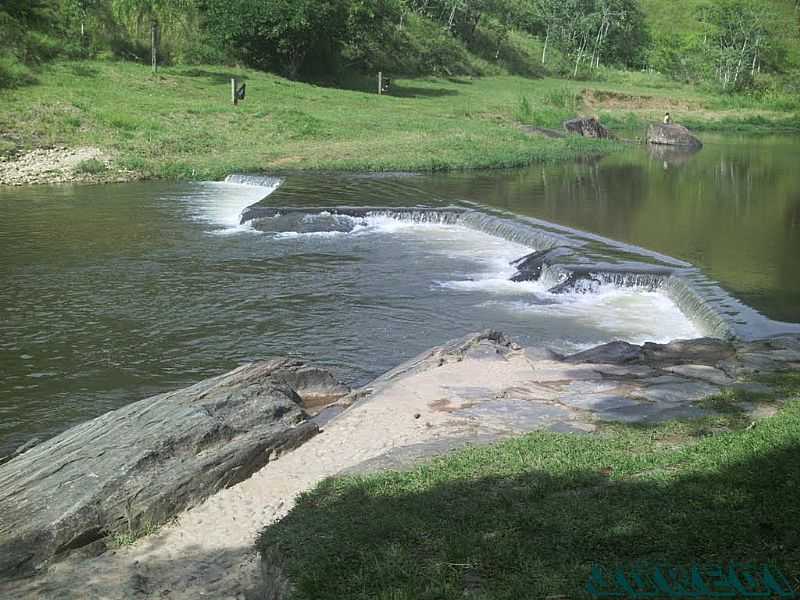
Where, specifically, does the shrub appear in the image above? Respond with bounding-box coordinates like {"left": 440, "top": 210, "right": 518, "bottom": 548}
{"left": 75, "top": 158, "right": 107, "bottom": 175}
{"left": 0, "top": 56, "right": 35, "bottom": 89}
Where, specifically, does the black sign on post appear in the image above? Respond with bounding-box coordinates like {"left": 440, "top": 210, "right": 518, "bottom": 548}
{"left": 231, "top": 79, "right": 246, "bottom": 105}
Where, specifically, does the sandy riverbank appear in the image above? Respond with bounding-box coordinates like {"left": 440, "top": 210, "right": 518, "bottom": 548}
{"left": 0, "top": 146, "right": 136, "bottom": 186}
{"left": 2, "top": 331, "right": 799, "bottom": 599}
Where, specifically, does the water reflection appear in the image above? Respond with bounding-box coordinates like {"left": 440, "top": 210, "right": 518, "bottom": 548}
{"left": 416, "top": 135, "right": 800, "bottom": 322}
{"left": 646, "top": 143, "right": 702, "bottom": 168}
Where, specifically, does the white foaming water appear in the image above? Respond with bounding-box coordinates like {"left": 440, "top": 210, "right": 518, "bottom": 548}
{"left": 183, "top": 181, "right": 281, "bottom": 233}
{"left": 259, "top": 211, "right": 702, "bottom": 343}
{"left": 481, "top": 287, "right": 701, "bottom": 346}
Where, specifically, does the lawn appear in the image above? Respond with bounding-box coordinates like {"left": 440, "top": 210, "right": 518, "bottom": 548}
{"left": 1, "top": 60, "right": 797, "bottom": 181}
{"left": 258, "top": 373, "right": 800, "bottom": 599}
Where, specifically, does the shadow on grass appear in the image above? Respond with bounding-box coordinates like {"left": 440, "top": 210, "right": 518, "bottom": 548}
{"left": 69, "top": 64, "right": 99, "bottom": 78}
{"left": 387, "top": 84, "right": 460, "bottom": 98}
{"left": 304, "top": 73, "right": 461, "bottom": 98}
{"left": 258, "top": 432, "right": 800, "bottom": 599}
{"left": 178, "top": 68, "right": 248, "bottom": 85}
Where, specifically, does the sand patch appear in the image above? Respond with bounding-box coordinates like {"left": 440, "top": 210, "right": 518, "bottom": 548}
{"left": 582, "top": 89, "right": 701, "bottom": 112}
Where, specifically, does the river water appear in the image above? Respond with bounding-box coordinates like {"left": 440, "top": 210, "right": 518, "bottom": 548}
{"left": 1, "top": 135, "right": 798, "bottom": 455}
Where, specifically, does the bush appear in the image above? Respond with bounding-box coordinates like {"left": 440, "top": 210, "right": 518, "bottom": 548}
{"left": 75, "top": 158, "right": 107, "bottom": 175}
{"left": 0, "top": 56, "right": 35, "bottom": 88}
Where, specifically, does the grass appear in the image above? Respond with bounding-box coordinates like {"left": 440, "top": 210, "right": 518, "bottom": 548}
{"left": 1, "top": 60, "right": 797, "bottom": 181}
{"left": 74, "top": 158, "right": 107, "bottom": 175}
{"left": 257, "top": 372, "right": 800, "bottom": 599}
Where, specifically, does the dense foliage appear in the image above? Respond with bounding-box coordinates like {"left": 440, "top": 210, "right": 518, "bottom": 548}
{"left": 1, "top": 0, "right": 798, "bottom": 91}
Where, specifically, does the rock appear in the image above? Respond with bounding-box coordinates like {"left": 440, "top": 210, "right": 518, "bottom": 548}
{"left": 563, "top": 341, "right": 644, "bottom": 365}
{"left": 0, "top": 358, "right": 333, "bottom": 580}
{"left": 641, "top": 338, "right": 735, "bottom": 366}
{"left": 510, "top": 247, "right": 574, "bottom": 282}
{"left": 563, "top": 117, "right": 610, "bottom": 139}
{"left": 267, "top": 361, "right": 350, "bottom": 413}
{"left": 366, "top": 330, "right": 515, "bottom": 387}
{"left": 646, "top": 123, "right": 702, "bottom": 149}
{"left": 663, "top": 364, "right": 734, "bottom": 386}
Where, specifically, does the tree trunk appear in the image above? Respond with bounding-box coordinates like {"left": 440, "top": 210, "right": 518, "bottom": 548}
{"left": 542, "top": 28, "right": 549, "bottom": 65}
{"left": 574, "top": 35, "right": 588, "bottom": 78}
{"left": 732, "top": 36, "right": 749, "bottom": 88}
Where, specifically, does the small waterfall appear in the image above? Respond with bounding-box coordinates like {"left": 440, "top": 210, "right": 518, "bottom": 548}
{"left": 594, "top": 272, "right": 667, "bottom": 291}
{"left": 538, "top": 264, "right": 571, "bottom": 288}
{"left": 224, "top": 174, "right": 284, "bottom": 189}
{"left": 456, "top": 212, "right": 567, "bottom": 251}
{"left": 232, "top": 196, "right": 800, "bottom": 341}
{"left": 663, "top": 277, "right": 735, "bottom": 339}
{"left": 365, "top": 210, "right": 463, "bottom": 225}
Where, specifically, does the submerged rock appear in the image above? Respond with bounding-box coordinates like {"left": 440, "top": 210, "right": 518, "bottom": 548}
{"left": 563, "top": 117, "right": 611, "bottom": 139}
{"left": 646, "top": 123, "right": 702, "bottom": 148}
{"left": 0, "top": 358, "right": 348, "bottom": 580}
{"left": 510, "top": 247, "right": 574, "bottom": 282}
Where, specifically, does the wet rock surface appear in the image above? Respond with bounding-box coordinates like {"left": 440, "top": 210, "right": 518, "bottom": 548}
{"left": 0, "top": 358, "right": 346, "bottom": 580}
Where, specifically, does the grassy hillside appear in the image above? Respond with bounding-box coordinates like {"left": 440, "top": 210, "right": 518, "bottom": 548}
{"left": 641, "top": 0, "right": 800, "bottom": 68}
{"left": 1, "top": 60, "right": 797, "bottom": 181}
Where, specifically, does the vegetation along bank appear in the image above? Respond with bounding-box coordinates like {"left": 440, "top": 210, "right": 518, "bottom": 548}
{"left": 1, "top": 0, "right": 799, "bottom": 182}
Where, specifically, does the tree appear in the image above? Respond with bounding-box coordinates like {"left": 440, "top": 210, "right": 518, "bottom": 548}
{"left": 532, "top": 0, "right": 648, "bottom": 77}
{"left": 201, "top": 0, "right": 351, "bottom": 79}
{"left": 702, "top": 0, "right": 777, "bottom": 90}
{"left": 113, "top": 0, "right": 190, "bottom": 73}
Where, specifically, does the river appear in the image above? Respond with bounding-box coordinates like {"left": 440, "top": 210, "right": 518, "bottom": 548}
{"left": 1, "top": 135, "right": 798, "bottom": 456}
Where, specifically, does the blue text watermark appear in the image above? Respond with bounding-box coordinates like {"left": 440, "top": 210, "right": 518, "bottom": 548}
{"left": 587, "top": 563, "right": 796, "bottom": 598}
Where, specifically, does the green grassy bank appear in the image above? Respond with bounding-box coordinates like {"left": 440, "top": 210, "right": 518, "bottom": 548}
{"left": 1, "top": 61, "right": 798, "bottom": 181}
{"left": 258, "top": 373, "right": 800, "bottom": 599}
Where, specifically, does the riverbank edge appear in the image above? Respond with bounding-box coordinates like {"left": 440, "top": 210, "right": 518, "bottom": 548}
{"left": 2, "top": 61, "right": 797, "bottom": 186}
{"left": 2, "top": 331, "right": 799, "bottom": 598}
{"left": 0, "top": 135, "right": 620, "bottom": 187}
{"left": 253, "top": 332, "right": 800, "bottom": 600}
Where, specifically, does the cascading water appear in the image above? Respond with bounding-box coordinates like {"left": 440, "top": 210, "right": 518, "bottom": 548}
{"left": 232, "top": 174, "right": 800, "bottom": 342}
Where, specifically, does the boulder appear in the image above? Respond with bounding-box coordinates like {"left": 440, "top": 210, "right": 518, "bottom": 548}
{"left": 0, "top": 358, "right": 346, "bottom": 580}
{"left": 646, "top": 123, "right": 702, "bottom": 148}
{"left": 563, "top": 117, "right": 610, "bottom": 139}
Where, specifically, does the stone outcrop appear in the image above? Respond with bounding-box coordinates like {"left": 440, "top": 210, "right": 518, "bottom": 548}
{"left": 646, "top": 123, "right": 702, "bottom": 148}
{"left": 0, "top": 358, "right": 348, "bottom": 581}
{"left": 563, "top": 117, "right": 611, "bottom": 139}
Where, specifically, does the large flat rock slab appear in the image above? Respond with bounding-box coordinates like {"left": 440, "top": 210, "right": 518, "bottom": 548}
{"left": 0, "top": 358, "right": 344, "bottom": 581}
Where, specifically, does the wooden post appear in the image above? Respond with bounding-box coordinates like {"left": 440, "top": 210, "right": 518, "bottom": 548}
{"left": 378, "top": 71, "right": 382, "bottom": 96}
{"left": 231, "top": 78, "right": 238, "bottom": 106}
{"left": 150, "top": 21, "right": 158, "bottom": 74}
